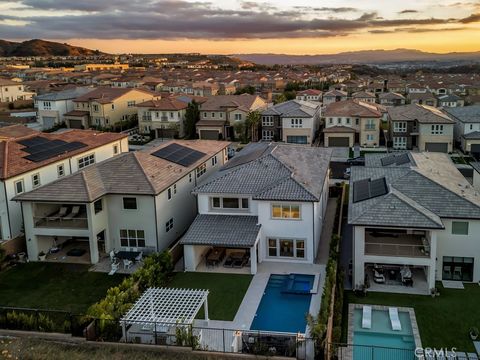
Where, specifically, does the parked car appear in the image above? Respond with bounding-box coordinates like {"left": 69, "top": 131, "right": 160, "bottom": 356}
{"left": 347, "top": 156, "right": 365, "bottom": 166}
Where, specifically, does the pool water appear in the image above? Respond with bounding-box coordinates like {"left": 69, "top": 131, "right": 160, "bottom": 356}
{"left": 353, "top": 308, "right": 415, "bottom": 360}
{"left": 250, "top": 274, "right": 313, "bottom": 333}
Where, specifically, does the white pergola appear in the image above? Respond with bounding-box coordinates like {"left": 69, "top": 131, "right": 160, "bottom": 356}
{"left": 120, "top": 287, "right": 209, "bottom": 339}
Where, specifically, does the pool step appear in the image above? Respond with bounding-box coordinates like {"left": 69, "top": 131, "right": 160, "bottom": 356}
{"left": 402, "top": 336, "right": 414, "bottom": 343}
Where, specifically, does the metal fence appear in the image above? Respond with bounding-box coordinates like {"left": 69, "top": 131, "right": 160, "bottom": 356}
{"left": 330, "top": 343, "right": 416, "bottom": 360}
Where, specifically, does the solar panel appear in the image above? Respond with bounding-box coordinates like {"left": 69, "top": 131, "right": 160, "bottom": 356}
{"left": 17, "top": 136, "right": 50, "bottom": 147}
{"left": 380, "top": 155, "right": 396, "bottom": 166}
{"left": 395, "top": 153, "right": 411, "bottom": 165}
{"left": 152, "top": 143, "right": 206, "bottom": 167}
{"left": 369, "top": 177, "right": 388, "bottom": 198}
{"left": 23, "top": 139, "right": 87, "bottom": 163}
{"left": 353, "top": 178, "right": 370, "bottom": 203}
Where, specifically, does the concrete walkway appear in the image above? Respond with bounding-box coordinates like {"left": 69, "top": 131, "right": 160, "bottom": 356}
{"left": 316, "top": 197, "right": 338, "bottom": 265}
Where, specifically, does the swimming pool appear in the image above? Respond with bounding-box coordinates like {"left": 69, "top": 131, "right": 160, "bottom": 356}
{"left": 353, "top": 307, "right": 416, "bottom": 360}
{"left": 250, "top": 274, "right": 313, "bottom": 333}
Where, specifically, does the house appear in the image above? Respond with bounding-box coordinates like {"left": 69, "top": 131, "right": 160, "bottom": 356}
{"left": 15, "top": 140, "right": 230, "bottom": 264}
{"left": 438, "top": 94, "right": 464, "bottom": 108}
{"left": 296, "top": 89, "right": 322, "bottom": 102}
{"left": 180, "top": 142, "right": 332, "bottom": 274}
{"left": 388, "top": 104, "right": 455, "bottom": 152}
{"left": 352, "top": 91, "right": 376, "bottom": 104}
{"left": 260, "top": 100, "right": 321, "bottom": 144}
{"left": 196, "top": 95, "right": 267, "bottom": 140}
{"left": 0, "top": 78, "right": 35, "bottom": 103}
{"left": 378, "top": 92, "right": 406, "bottom": 107}
{"left": 322, "top": 90, "right": 348, "bottom": 106}
{"left": 407, "top": 91, "right": 438, "bottom": 107}
{"left": 74, "top": 64, "right": 129, "bottom": 71}
{"left": 64, "top": 87, "right": 159, "bottom": 129}
{"left": 323, "top": 100, "right": 382, "bottom": 148}
{"left": 350, "top": 152, "right": 480, "bottom": 294}
{"left": 0, "top": 125, "right": 128, "bottom": 242}
{"left": 443, "top": 105, "right": 480, "bottom": 155}
{"left": 35, "top": 87, "right": 93, "bottom": 130}
{"left": 137, "top": 96, "right": 207, "bottom": 139}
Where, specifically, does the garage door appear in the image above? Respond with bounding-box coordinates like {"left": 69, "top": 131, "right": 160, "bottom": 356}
{"left": 69, "top": 119, "right": 83, "bottom": 129}
{"left": 329, "top": 137, "right": 350, "bottom": 147}
{"left": 200, "top": 130, "right": 219, "bottom": 140}
{"left": 425, "top": 142, "right": 448, "bottom": 153}
{"left": 471, "top": 144, "right": 480, "bottom": 154}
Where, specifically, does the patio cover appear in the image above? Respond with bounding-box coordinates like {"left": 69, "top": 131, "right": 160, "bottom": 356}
{"left": 179, "top": 214, "right": 261, "bottom": 248}
{"left": 121, "top": 287, "right": 209, "bottom": 327}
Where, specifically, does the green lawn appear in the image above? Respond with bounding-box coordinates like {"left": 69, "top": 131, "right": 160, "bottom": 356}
{"left": 0, "top": 263, "right": 125, "bottom": 314}
{"left": 168, "top": 272, "right": 253, "bottom": 321}
{"left": 344, "top": 283, "right": 480, "bottom": 352}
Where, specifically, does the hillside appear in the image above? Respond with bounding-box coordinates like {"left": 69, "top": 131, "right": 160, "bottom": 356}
{"left": 0, "top": 39, "right": 103, "bottom": 57}
{"left": 234, "top": 49, "right": 480, "bottom": 65}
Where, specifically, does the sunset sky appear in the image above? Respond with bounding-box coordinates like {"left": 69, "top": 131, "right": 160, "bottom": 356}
{"left": 1, "top": 0, "right": 480, "bottom": 54}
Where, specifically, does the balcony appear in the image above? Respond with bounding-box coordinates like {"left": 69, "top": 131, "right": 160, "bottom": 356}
{"left": 365, "top": 230, "right": 430, "bottom": 258}
{"left": 33, "top": 204, "right": 88, "bottom": 230}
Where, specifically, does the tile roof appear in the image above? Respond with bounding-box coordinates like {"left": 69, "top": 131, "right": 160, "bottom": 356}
{"left": 0, "top": 129, "right": 127, "bottom": 180}
{"left": 443, "top": 105, "right": 480, "bottom": 123}
{"left": 73, "top": 87, "right": 156, "bottom": 104}
{"left": 34, "top": 87, "right": 93, "bottom": 101}
{"left": 179, "top": 214, "right": 261, "bottom": 247}
{"left": 137, "top": 98, "right": 188, "bottom": 110}
{"left": 194, "top": 142, "right": 332, "bottom": 202}
{"left": 324, "top": 100, "right": 382, "bottom": 118}
{"left": 388, "top": 104, "right": 455, "bottom": 124}
{"left": 14, "top": 140, "right": 230, "bottom": 202}
{"left": 261, "top": 100, "right": 319, "bottom": 117}
{"left": 200, "top": 94, "right": 265, "bottom": 112}
{"left": 323, "top": 125, "right": 356, "bottom": 133}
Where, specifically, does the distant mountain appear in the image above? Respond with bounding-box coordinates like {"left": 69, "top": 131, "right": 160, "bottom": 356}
{"left": 0, "top": 39, "right": 104, "bottom": 57}
{"left": 234, "top": 49, "right": 480, "bottom": 65}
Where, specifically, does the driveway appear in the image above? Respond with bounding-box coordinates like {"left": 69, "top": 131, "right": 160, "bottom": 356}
{"left": 330, "top": 161, "right": 348, "bottom": 180}
{"left": 330, "top": 147, "right": 350, "bottom": 162}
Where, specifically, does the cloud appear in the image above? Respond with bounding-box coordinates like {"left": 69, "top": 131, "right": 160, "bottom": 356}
{"left": 399, "top": 10, "right": 419, "bottom": 14}
{"left": 0, "top": 0, "right": 477, "bottom": 41}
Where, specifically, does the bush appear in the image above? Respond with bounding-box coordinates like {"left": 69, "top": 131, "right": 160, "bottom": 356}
{"left": 5, "top": 311, "right": 55, "bottom": 332}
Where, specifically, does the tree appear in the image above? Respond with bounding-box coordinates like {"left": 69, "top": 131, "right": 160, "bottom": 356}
{"left": 273, "top": 93, "right": 287, "bottom": 104}
{"left": 184, "top": 100, "right": 200, "bottom": 139}
{"left": 246, "top": 110, "right": 261, "bottom": 142}
{"left": 234, "top": 85, "right": 255, "bottom": 95}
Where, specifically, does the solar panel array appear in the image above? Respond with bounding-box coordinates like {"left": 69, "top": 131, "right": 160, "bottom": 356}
{"left": 18, "top": 136, "right": 87, "bottom": 163}
{"left": 380, "top": 155, "right": 396, "bottom": 166}
{"left": 151, "top": 143, "right": 206, "bottom": 167}
{"left": 395, "top": 153, "right": 411, "bottom": 165}
{"left": 353, "top": 177, "right": 388, "bottom": 203}
{"left": 380, "top": 153, "right": 411, "bottom": 167}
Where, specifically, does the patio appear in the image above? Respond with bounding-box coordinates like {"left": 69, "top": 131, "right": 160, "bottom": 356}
{"left": 90, "top": 251, "right": 144, "bottom": 274}
{"left": 44, "top": 238, "right": 91, "bottom": 264}
{"left": 366, "top": 265, "right": 429, "bottom": 295}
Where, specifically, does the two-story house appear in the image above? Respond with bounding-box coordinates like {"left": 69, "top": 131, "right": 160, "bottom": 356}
{"left": 378, "top": 92, "right": 406, "bottom": 107}
{"left": 296, "top": 89, "right": 322, "bottom": 102}
{"left": 260, "top": 100, "right": 321, "bottom": 144}
{"left": 180, "top": 142, "right": 332, "bottom": 274}
{"left": 64, "top": 87, "right": 159, "bottom": 129}
{"left": 15, "top": 140, "right": 230, "bottom": 264}
{"left": 388, "top": 104, "right": 455, "bottom": 152}
{"left": 322, "top": 90, "right": 348, "bottom": 106}
{"left": 407, "top": 91, "right": 438, "bottom": 107}
{"left": 323, "top": 100, "right": 382, "bottom": 148}
{"left": 0, "top": 125, "right": 128, "bottom": 245}
{"left": 0, "top": 78, "right": 35, "bottom": 103}
{"left": 443, "top": 105, "right": 480, "bottom": 155}
{"left": 35, "top": 87, "right": 93, "bottom": 130}
{"left": 352, "top": 91, "right": 376, "bottom": 104}
{"left": 438, "top": 94, "right": 464, "bottom": 108}
{"left": 350, "top": 152, "right": 480, "bottom": 294}
{"left": 196, "top": 94, "right": 267, "bottom": 140}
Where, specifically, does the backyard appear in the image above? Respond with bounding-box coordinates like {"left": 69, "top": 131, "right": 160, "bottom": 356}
{"left": 0, "top": 263, "right": 125, "bottom": 314}
{"left": 344, "top": 283, "right": 480, "bottom": 352}
{"left": 167, "top": 272, "right": 253, "bottom": 321}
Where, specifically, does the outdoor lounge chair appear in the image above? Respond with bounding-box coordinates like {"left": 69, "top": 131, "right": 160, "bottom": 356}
{"left": 123, "top": 259, "right": 133, "bottom": 269}
{"left": 135, "top": 251, "right": 143, "bottom": 262}
{"left": 108, "top": 261, "right": 119, "bottom": 276}
{"left": 47, "top": 206, "right": 69, "bottom": 221}
{"left": 63, "top": 206, "right": 80, "bottom": 220}
{"left": 362, "top": 306, "right": 372, "bottom": 329}
{"left": 373, "top": 270, "right": 385, "bottom": 284}
{"left": 389, "top": 307, "right": 402, "bottom": 331}
{"left": 223, "top": 256, "right": 234, "bottom": 268}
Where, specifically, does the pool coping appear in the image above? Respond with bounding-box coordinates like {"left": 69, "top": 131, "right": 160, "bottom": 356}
{"left": 345, "top": 303, "right": 422, "bottom": 359}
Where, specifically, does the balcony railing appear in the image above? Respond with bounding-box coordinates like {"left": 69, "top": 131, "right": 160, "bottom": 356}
{"left": 34, "top": 216, "right": 88, "bottom": 229}
{"left": 365, "top": 233, "right": 430, "bottom": 258}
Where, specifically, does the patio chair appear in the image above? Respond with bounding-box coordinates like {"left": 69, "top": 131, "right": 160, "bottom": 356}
{"left": 109, "top": 250, "right": 116, "bottom": 263}
{"left": 63, "top": 206, "right": 80, "bottom": 220}
{"left": 108, "top": 261, "right": 119, "bottom": 276}
{"left": 47, "top": 206, "right": 69, "bottom": 221}
{"left": 123, "top": 259, "right": 133, "bottom": 269}
{"left": 223, "top": 256, "right": 234, "bottom": 268}
{"left": 443, "top": 266, "right": 451, "bottom": 278}
{"left": 135, "top": 251, "right": 143, "bottom": 262}
{"left": 373, "top": 270, "right": 385, "bottom": 284}
{"left": 454, "top": 266, "right": 463, "bottom": 280}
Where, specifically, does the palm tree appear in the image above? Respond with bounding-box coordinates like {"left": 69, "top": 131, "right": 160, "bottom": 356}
{"left": 246, "top": 110, "right": 261, "bottom": 142}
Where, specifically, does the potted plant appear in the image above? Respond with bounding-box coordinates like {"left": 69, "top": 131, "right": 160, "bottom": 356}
{"left": 470, "top": 327, "right": 479, "bottom": 341}
{"left": 430, "top": 288, "right": 437, "bottom": 298}
{"left": 38, "top": 251, "right": 46, "bottom": 261}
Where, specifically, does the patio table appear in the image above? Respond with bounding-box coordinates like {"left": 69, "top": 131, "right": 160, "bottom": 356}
{"left": 116, "top": 251, "right": 141, "bottom": 261}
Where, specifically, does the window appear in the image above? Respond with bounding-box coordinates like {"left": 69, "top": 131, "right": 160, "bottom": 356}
{"left": 78, "top": 154, "right": 95, "bottom": 169}
{"left": 93, "top": 104, "right": 99, "bottom": 112}
{"left": 442, "top": 256, "right": 473, "bottom": 281}
{"left": 211, "top": 197, "right": 249, "bottom": 210}
{"left": 111, "top": 104, "right": 115, "bottom": 110}
{"left": 263, "top": 116, "right": 273, "bottom": 126}
{"left": 393, "top": 122, "right": 407, "bottom": 133}
{"left": 262, "top": 130, "right": 274, "bottom": 140}
{"left": 189, "top": 173, "right": 193, "bottom": 183}
{"left": 203, "top": 112, "right": 207, "bottom": 117}
{"left": 366, "top": 134, "right": 374, "bottom": 141}
{"left": 94, "top": 199, "right": 103, "bottom": 214}
{"left": 355, "top": 118, "right": 360, "bottom": 125}
{"left": 165, "top": 218, "right": 174, "bottom": 232}
{"left": 346, "top": 118, "right": 350, "bottom": 124}
{"left": 329, "top": 118, "right": 333, "bottom": 124}
{"left": 291, "top": 118, "right": 303, "bottom": 128}
{"left": 211, "top": 112, "right": 215, "bottom": 118}
{"left": 123, "top": 197, "right": 137, "bottom": 209}
{"left": 113, "top": 145, "right": 119, "bottom": 155}
{"left": 393, "top": 137, "right": 407, "bottom": 149}
{"left": 365, "top": 119, "right": 376, "bottom": 130}
{"left": 167, "top": 188, "right": 172, "bottom": 200}
{"left": 57, "top": 164, "right": 65, "bottom": 177}
{"left": 196, "top": 163, "right": 206, "bottom": 178}
{"left": 32, "top": 173, "right": 41, "bottom": 188}
{"left": 14, "top": 179, "right": 24, "bottom": 194}
{"left": 234, "top": 113, "right": 242, "bottom": 121}
{"left": 452, "top": 221, "right": 469, "bottom": 235}
{"left": 120, "top": 229, "right": 145, "bottom": 248}
{"left": 271, "top": 204, "right": 301, "bottom": 219}
{"left": 267, "top": 238, "right": 305, "bottom": 258}
{"left": 431, "top": 124, "right": 444, "bottom": 135}
{"left": 43, "top": 101, "right": 51, "bottom": 109}
{"left": 127, "top": 101, "right": 136, "bottom": 107}
{"left": 211, "top": 156, "right": 217, "bottom": 166}
{"left": 173, "top": 184, "right": 177, "bottom": 194}
{"left": 286, "top": 136, "right": 307, "bottom": 144}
